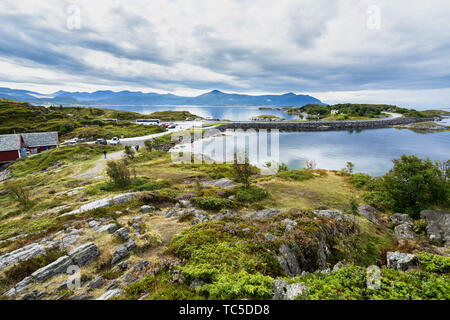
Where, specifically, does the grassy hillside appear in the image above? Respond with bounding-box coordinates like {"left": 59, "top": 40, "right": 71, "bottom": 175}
{"left": 0, "top": 99, "right": 198, "bottom": 139}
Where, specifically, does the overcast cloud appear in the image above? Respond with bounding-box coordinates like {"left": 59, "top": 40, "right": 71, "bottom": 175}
{"left": 0, "top": 0, "right": 449, "bottom": 108}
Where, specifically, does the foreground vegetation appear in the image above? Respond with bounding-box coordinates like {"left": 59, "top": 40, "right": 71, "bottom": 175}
{"left": 0, "top": 104, "right": 448, "bottom": 301}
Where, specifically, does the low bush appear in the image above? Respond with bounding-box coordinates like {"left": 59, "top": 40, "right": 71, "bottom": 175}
{"left": 191, "top": 197, "right": 237, "bottom": 211}
{"left": 276, "top": 170, "right": 314, "bottom": 181}
{"left": 349, "top": 173, "right": 373, "bottom": 189}
{"left": 106, "top": 160, "right": 131, "bottom": 187}
{"left": 416, "top": 252, "right": 450, "bottom": 274}
{"left": 138, "top": 190, "right": 178, "bottom": 204}
{"left": 234, "top": 186, "right": 268, "bottom": 203}
{"left": 297, "top": 265, "right": 450, "bottom": 300}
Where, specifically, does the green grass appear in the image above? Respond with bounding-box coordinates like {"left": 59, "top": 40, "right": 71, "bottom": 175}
{"left": 64, "top": 123, "right": 165, "bottom": 140}
{"left": 0, "top": 99, "right": 199, "bottom": 138}
{"left": 9, "top": 144, "right": 121, "bottom": 177}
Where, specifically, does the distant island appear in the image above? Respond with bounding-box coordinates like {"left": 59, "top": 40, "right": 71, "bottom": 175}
{"left": 0, "top": 88, "right": 322, "bottom": 107}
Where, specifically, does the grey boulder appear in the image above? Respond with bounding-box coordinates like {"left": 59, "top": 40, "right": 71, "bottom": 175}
{"left": 394, "top": 224, "right": 418, "bottom": 240}
{"left": 420, "top": 210, "right": 449, "bottom": 246}
{"left": 31, "top": 256, "right": 73, "bottom": 282}
{"left": 0, "top": 243, "right": 46, "bottom": 271}
{"left": 386, "top": 251, "right": 419, "bottom": 271}
{"left": 358, "top": 205, "right": 379, "bottom": 224}
{"left": 390, "top": 213, "right": 414, "bottom": 226}
{"left": 272, "top": 279, "right": 308, "bottom": 300}
{"left": 96, "top": 289, "right": 123, "bottom": 300}
{"left": 69, "top": 242, "right": 100, "bottom": 267}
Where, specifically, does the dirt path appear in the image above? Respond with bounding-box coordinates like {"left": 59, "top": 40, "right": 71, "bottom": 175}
{"left": 74, "top": 150, "right": 125, "bottom": 179}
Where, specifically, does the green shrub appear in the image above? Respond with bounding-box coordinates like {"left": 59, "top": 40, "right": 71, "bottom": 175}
{"left": 200, "top": 271, "right": 273, "bottom": 300}
{"left": 106, "top": 160, "right": 131, "bottom": 187}
{"left": 136, "top": 179, "right": 172, "bottom": 191}
{"left": 4, "top": 181, "right": 32, "bottom": 209}
{"left": 417, "top": 252, "right": 450, "bottom": 274}
{"left": 297, "top": 265, "right": 450, "bottom": 300}
{"left": 138, "top": 190, "right": 177, "bottom": 204}
{"left": 349, "top": 173, "right": 373, "bottom": 189}
{"left": 413, "top": 219, "right": 427, "bottom": 235}
{"left": 276, "top": 170, "right": 314, "bottom": 181}
{"left": 235, "top": 185, "right": 268, "bottom": 203}
{"left": 379, "top": 155, "right": 448, "bottom": 217}
{"left": 232, "top": 155, "right": 258, "bottom": 187}
{"left": 191, "top": 197, "right": 237, "bottom": 211}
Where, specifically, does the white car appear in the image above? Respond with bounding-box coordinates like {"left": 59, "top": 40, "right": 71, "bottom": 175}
{"left": 110, "top": 137, "right": 121, "bottom": 145}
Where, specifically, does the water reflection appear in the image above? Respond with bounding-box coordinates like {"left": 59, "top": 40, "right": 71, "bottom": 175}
{"left": 190, "top": 128, "right": 449, "bottom": 176}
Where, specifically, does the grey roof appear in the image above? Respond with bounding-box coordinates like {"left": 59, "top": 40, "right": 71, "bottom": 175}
{"left": 0, "top": 134, "right": 22, "bottom": 152}
{"left": 0, "top": 132, "right": 59, "bottom": 152}
{"left": 21, "top": 132, "right": 59, "bottom": 148}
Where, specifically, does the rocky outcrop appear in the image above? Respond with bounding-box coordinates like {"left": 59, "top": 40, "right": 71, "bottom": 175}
{"left": 0, "top": 243, "right": 46, "bottom": 271}
{"left": 2, "top": 276, "right": 32, "bottom": 297}
{"left": 140, "top": 205, "right": 155, "bottom": 213}
{"left": 276, "top": 244, "right": 301, "bottom": 277}
{"left": 248, "top": 209, "right": 280, "bottom": 219}
{"left": 68, "top": 242, "right": 100, "bottom": 267}
{"left": 193, "top": 211, "right": 209, "bottom": 225}
{"left": 394, "top": 224, "right": 418, "bottom": 240}
{"left": 358, "top": 205, "right": 379, "bottom": 224}
{"left": 111, "top": 238, "right": 137, "bottom": 265}
{"left": 272, "top": 279, "right": 308, "bottom": 300}
{"left": 281, "top": 219, "right": 297, "bottom": 232}
{"left": 201, "top": 179, "right": 236, "bottom": 189}
{"left": 386, "top": 252, "right": 419, "bottom": 271}
{"left": 31, "top": 256, "right": 73, "bottom": 282}
{"left": 390, "top": 213, "right": 414, "bottom": 226}
{"left": 89, "top": 276, "right": 104, "bottom": 289}
{"left": 314, "top": 209, "right": 353, "bottom": 223}
{"left": 95, "top": 223, "right": 119, "bottom": 234}
{"left": 96, "top": 289, "right": 123, "bottom": 300}
{"left": 59, "top": 193, "right": 137, "bottom": 217}
{"left": 420, "top": 210, "right": 449, "bottom": 246}
{"left": 114, "top": 228, "right": 130, "bottom": 242}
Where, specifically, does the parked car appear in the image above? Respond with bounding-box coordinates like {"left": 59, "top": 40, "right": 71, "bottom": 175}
{"left": 95, "top": 138, "right": 107, "bottom": 145}
{"left": 110, "top": 137, "right": 121, "bottom": 145}
{"left": 168, "top": 123, "right": 177, "bottom": 129}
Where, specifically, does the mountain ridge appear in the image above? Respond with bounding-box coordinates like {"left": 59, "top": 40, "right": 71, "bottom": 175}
{"left": 0, "top": 87, "right": 323, "bottom": 107}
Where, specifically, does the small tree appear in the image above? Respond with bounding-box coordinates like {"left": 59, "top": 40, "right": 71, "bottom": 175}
{"left": 124, "top": 145, "right": 135, "bottom": 160}
{"left": 232, "top": 153, "right": 257, "bottom": 188}
{"left": 144, "top": 139, "right": 160, "bottom": 152}
{"left": 380, "top": 155, "right": 448, "bottom": 217}
{"left": 5, "top": 181, "right": 32, "bottom": 209}
{"left": 106, "top": 160, "right": 131, "bottom": 187}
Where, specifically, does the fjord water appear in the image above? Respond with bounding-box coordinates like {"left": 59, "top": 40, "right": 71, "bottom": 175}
{"left": 105, "top": 105, "right": 449, "bottom": 175}
{"left": 194, "top": 128, "right": 449, "bottom": 176}
{"left": 104, "top": 105, "right": 302, "bottom": 120}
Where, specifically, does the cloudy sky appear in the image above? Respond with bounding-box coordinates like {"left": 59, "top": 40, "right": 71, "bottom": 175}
{"left": 0, "top": 0, "right": 449, "bottom": 108}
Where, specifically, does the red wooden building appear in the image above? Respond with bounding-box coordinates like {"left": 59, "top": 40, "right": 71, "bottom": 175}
{"left": 0, "top": 132, "right": 59, "bottom": 163}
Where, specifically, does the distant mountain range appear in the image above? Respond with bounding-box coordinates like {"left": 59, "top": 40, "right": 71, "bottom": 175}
{"left": 0, "top": 87, "right": 322, "bottom": 107}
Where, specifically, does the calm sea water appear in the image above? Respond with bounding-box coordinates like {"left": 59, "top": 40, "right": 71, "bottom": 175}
{"left": 104, "top": 105, "right": 449, "bottom": 175}
{"left": 104, "top": 104, "right": 449, "bottom": 122}
{"left": 104, "top": 105, "right": 302, "bottom": 120}
{"left": 188, "top": 128, "right": 449, "bottom": 176}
